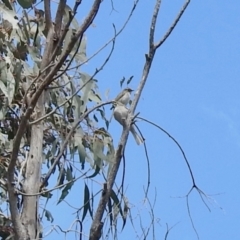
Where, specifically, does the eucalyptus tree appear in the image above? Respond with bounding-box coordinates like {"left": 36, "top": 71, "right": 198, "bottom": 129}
{"left": 0, "top": 0, "right": 191, "bottom": 239}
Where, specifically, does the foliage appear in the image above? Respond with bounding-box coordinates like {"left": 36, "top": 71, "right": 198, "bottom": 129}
{"left": 0, "top": 0, "right": 193, "bottom": 239}
{"left": 0, "top": 0, "right": 117, "bottom": 238}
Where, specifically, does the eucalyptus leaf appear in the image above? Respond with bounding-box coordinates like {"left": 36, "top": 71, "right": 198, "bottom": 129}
{"left": 87, "top": 165, "right": 100, "bottom": 178}
{"left": 120, "top": 77, "right": 125, "bottom": 87}
{"left": 57, "top": 181, "right": 74, "bottom": 205}
{"left": 66, "top": 167, "right": 73, "bottom": 181}
{"left": 110, "top": 190, "right": 125, "bottom": 225}
{"left": 0, "top": 81, "right": 8, "bottom": 96}
{"left": 126, "top": 75, "right": 134, "bottom": 85}
{"left": 92, "top": 137, "right": 107, "bottom": 162}
{"left": 63, "top": 5, "right": 79, "bottom": 29}
{"left": 44, "top": 210, "right": 54, "bottom": 223}
{"left": 6, "top": 69, "right": 15, "bottom": 104}
{"left": 79, "top": 73, "right": 94, "bottom": 113}
{"left": 2, "top": 0, "right": 13, "bottom": 10}
{"left": 82, "top": 183, "right": 91, "bottom": 221}
{"left": 17, "top": 0, "right": 36, "bottom": 9}
{"left": 0, "top": 3, "right": 19, "bottom": 29}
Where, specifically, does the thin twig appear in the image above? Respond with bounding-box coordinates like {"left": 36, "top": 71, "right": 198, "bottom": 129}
{"left": 137, "top": 116, "right": 195, "bottom": 184}
{"left": 29, "top": 77, "right": 94, "bottom": 125}
{"left": 66, "top": 0, "right": 139, "bottom": 72}
{"left": 18, "top": 174, "right": 85, "bottom": 197}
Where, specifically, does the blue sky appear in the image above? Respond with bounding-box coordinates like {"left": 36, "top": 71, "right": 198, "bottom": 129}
{"left": 43, "top": 0, "right": 240, "bottom": 239}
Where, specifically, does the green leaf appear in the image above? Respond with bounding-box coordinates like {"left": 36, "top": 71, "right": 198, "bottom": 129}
{"left": 120, "top": 77, "right": 125, "bottom": 87}
{"left": 57, "top": 169, "right": 65, "bottom": 187}
{"left": 57, "top": 181, "right": 74, "bottom": 204}
{"left": 110, "top": 190, "right": 120, "bottom": 207}
{"left": 12, "top": 60, "right": 22, "bottom": 91}
{"left": 88, "top": 90, "right": 101, "bottom": 103}
{"left": 17, "top": 0, "right": 36, "bottom": 9}
{"left": 122, "top": 197, "right": 129, "bottom": 230}
{"left": 63, "top": 5, "right": 79, "bottom": 29}
{"left": 108, "top": 198, "right": 113, "bottom": 227}
{"left": 6, "top": 69, "right": 15, "bottom": 104}
{"left": 78, "top": 144, "right": 86, "bottom": 169}
{"left": 41, "top": 192, "right": 53, "bottom": 199}
{"left": 97, "top": 108, "right": 105, "bottom": 120}
{"left": 105, "top": 137, "right": 115, "bottom": 164}
{"left": 66, "top": 167, "right": 73, "bottom": 181}
{"left": 74, "top": 130, "right": 86, "bottom": 168}
{"left": 79, "top": 72, "right": 94, "bottom": 113}
{"left": 2, "top": 0, "right": 13, "bottom": 10}
{"left": 110, "top": 190, "right": 126, "bottom": 227}
{"left": 77, "top": 34, "right": 87, "bottom": 63}
{"left": 126, "top": 75, "right": 134, "bottom": 85}
{"left": 0, "top": 81, "right": 7, "bottom": 96}
{"left": 82, "top": 183, "right": 91, "bottom": 221}
{"left": 0, "top": 3, "right": 19, "bottom": 29}
{"left": 0, "top": 109, "right": 6, "bottom": 120}
{"left": 0, "top": 132, "right": 8, "bottom": 146}
{"left": 113, "top": 202, "right": 120, "bottom": 223}
{"left": 93, "top": 114, "right": 98, "bottom": 122}
{"left": 45, "top": 209, "right": 54, "bottom": 223}
{"left": 87, "top": 165, "right": 100, "bottom": 178}
{"left": 92, "top": 137, "right": 106, "bottom": 163}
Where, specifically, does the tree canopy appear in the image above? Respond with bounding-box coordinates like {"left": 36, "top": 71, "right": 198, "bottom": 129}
{"left": 0, "top": 0, "right": 221, "bottom": 239}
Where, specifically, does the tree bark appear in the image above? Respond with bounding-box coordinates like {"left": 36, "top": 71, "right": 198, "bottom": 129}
{"left": 20, "top": 93, "right": 45, "bottom": 238}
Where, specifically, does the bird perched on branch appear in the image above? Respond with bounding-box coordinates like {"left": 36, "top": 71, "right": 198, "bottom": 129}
{"left": 109, "top": 88, "right": 133, "bottom": 122}
{"left": 114, "top": 87, "right": 133, "bottom": 105}
{"left": 113, "top": 101, "right": 143, "bottom": 145}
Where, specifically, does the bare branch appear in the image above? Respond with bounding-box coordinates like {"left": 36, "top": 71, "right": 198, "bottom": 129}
{"left": 37, "top": 0, "right": 102, "bottom": 91}
{"left": 44, "top": 0, "right": 52, "bottom": 31}
{"left": 186, "top": 196, "right": 200, "bottom": 239}
{"left": 67, "top": 0, "right": 139, "bottom": 72}
{"left": 133, "top": 123, "right": 151, "bottom": 198}
{"left": 164, "top": 222, "right": 179, "bottom": 240}
{"left": 18, "top": 174, "right": 86, "bottom": 197}
{"left": 54, "top": 0, "right": 67, "bottom": 40}
{"left": 50, "top": 0, "right": 82, "bottom": 62}
{"left": 149, "top": 0, "right": 162, "bottom": 51}
{"left": 138, "top": 116, "right": 218, "bottom": 238}
{"left": 137, "top": 116, "right": 195, "bottom": 184}
{"left": 155, "top": 0, "right": 191, "bottom": 49}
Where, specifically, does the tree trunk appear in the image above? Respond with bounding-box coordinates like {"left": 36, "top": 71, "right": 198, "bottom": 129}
{"left": 20, "top": 93, "right": 45, "bottom": 239}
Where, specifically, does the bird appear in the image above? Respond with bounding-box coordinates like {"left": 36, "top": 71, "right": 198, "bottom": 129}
{"left": 109, "top": 88, "right": 134, "bottom": 122}
{"left": 114, "top": 87, "right": 133, "bottom": 106}
{"left": 113, "top": 101, "right": 144, "bottom": 145}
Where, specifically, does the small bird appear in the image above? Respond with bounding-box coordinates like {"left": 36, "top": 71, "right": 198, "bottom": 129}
{"left": 114, "top": 87, "right": 133, "bottom": 106}
{"left": 109, "top": 88, "right": 133, "bottom": 122}
{"left": 113, "top": 102, "right": 143, "bottom": 145}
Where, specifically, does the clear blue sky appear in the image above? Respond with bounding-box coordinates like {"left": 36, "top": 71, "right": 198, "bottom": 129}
{"left": 44, "top": 1, "right": 240, "bottom": 239}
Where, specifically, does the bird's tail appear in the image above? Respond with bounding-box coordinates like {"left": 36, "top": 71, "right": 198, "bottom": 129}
{"left": 130, "top": 125, "right": 144, "bottom": 145}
